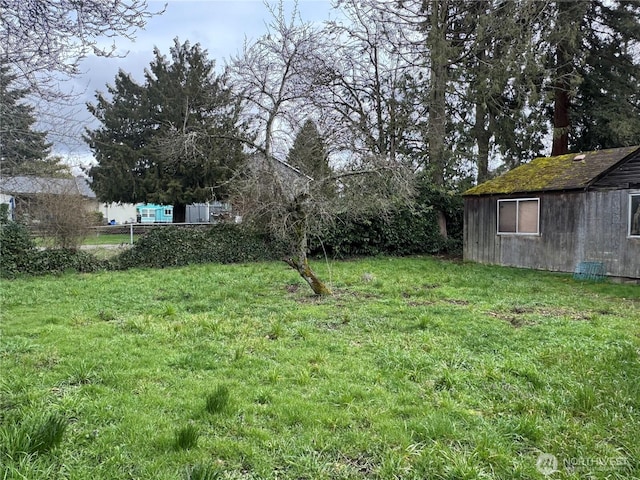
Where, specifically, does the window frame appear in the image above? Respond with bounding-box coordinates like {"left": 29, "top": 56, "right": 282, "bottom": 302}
{"left": 497, "top": 198, "right": 540, "bottom": 236}
{"left": 629, "top": 194, "right": 640, "bottom": 238}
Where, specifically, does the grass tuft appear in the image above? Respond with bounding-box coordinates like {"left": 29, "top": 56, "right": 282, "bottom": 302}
{"left": 0, "top": 412, "right": 67, "bottom": 457}
{"left": 174, "top": 424, "right": 199, "bottom": 450}
{"left": 184, "top": 462, "right": 223, "bottom": 480}
{"left": 205, "top": 385, "right": 230, "bottom": 414}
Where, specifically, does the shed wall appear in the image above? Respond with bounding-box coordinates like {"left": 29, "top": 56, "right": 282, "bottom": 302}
{"left": 463, "top": 189, "right": 640, "bottom": 278}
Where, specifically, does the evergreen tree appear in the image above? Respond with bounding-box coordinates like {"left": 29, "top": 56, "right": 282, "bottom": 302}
{"left": 571, "top": 1, "right": 640, "bottom": 151}
{"left": 545, "top": 0, "right": 640, "bottom": 154}
{"left": 86, "top": 39, "right": 247, "bottom": 222}
{"left": 286, "top": 120, "right": 331, "bottom": 181}
{"left": 0, "top": 65, "right": 52, "bottom": 175}
{"left": 287, "top": 119, "right": 334, "bottom": 199}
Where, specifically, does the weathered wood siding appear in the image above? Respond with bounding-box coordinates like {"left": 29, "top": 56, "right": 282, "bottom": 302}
{"left": 464, "top": 189, "right": 640, "bottom": 278}
{"left": 593, "top": 151, "right": 640, "bottom": 188}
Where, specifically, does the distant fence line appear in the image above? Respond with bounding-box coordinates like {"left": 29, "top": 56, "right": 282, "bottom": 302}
{"left": 91, "top": 222, "right": 215, "bottom": 235}
{"left": 88, "top": 222, "right": 217, "bottom": 244}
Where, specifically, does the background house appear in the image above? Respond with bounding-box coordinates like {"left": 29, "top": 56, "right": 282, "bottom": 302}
{"left": 463, "top": 146, "right": 640, "bottom": 280}
{"left": 0, "top": 175, "right": 99, "bottom": 222}
{"left": 101, "top": 202, "right": 137, "bottom": 224}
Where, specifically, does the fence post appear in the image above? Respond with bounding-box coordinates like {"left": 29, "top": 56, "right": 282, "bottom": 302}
{"left": 130, "top": 223, "right": 134, "bottom": 245}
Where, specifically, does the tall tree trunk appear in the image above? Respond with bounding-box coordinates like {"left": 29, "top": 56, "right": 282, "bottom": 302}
{"left": 551, "top": 1, "right": 586, "bottom": 156}
{"left": 427, "top": 0, "right": 448, "bottom": 186}
{"left": 551, "top": 46, "right": 570, "bottom": 156}
{"left": 283, "top": 193, "right": 332, "bottom": 296}
{"left": 427, "top": 0, "right": 448, "bottom": 238}
{"left": 475, "top": 100, "right": 491, "bottom": 183}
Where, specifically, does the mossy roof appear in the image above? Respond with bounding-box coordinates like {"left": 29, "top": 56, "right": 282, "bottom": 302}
{"left": 464, "top": 146, "right": 640, "bottom": 196}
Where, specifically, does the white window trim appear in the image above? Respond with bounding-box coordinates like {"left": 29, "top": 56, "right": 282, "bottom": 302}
{"left": 497, "top": 198, "right": 540, "bottom": 235}
{"left": 629, "top": 193, "right": 640, "bottom": 238}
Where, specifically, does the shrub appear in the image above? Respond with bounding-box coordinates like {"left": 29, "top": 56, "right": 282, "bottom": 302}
{"left": 0, "top": 221, "right": 37, "bottom": 277}
{"left": 31, "top": 249, "right": 107, "bottom": 275}
{"left": 0, "top": 221, "right": 108, "bottom": 278}
{"left": 310, "top": 205, "right": 449, "bottom": 259}
{"left": 113, "top": 224, "right": 286, "bottom": 270}
{"left": 309, "top": 187, "right": 463, "bottom": 259}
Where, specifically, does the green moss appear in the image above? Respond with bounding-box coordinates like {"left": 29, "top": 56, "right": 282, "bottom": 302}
{"left": 464, "top": 146, "right": 638, "bottom": 196}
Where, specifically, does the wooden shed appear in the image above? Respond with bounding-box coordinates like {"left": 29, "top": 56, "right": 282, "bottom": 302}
{"left": 463, "top": 146, "right": 640, "bottom": 279}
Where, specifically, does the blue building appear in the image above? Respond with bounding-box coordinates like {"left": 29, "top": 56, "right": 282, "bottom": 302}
{"left": 136, "top": 203, "right": 173, "bottom": 223}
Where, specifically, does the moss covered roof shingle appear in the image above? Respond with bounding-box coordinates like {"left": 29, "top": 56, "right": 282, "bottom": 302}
{"left": 464, "top": 146, "right": 640, "bottom": 196}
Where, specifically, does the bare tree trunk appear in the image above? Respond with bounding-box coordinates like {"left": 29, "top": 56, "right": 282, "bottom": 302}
{"left": 283, "top": 193, "right": 332, "bottom": 295}
{"left": 284, "top": 256, "right": 332, "bottom": 296}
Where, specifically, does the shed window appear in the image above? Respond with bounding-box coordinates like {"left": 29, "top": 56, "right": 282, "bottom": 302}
{"left": 164, "top": 208, "right": 172, "bottom": 216}
{"left": 141, "top": 209, "right": 154, "bottom": 218}
{"left": 497, "top": 198, "right": 539, "bottom": 235}
{"left": 630, "top": 194, "right": 640, "bottom": 237}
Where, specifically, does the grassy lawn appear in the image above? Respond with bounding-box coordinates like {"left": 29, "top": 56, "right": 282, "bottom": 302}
{"left": 1, "top": 257, "right": 638, "bottom": 479}
{"left": 82, "top": 233, "right": 136, "bottom": 245}
{"left": 34, "top": 233, "right": 136, "bottom": 247}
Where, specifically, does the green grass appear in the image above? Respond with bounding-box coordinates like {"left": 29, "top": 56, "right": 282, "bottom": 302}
{"left": 1, "top": 256, "right": 639, "bottom": 479}
{"left": 82, "top": 233, "right": 136, "bottom": 245}
{"left": 34, "top": 233, "right": 136, "bottom": 247}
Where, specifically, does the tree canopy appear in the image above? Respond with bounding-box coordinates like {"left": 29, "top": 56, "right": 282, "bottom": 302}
{"left": 0, "top": 0, "right": 161, "bottom": 95}
{"left": 0, "top": 64, "right": 53, "bottom": 175}
{"left": 86, "top": 39, "right": 248, "bottom": 222}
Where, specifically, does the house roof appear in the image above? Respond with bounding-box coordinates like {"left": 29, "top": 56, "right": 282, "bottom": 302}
{"left": 0, "top": 175, "right": 97, "bottom": 199}
{"left": 464, "top": 146, "right": 640, "bottom": 196}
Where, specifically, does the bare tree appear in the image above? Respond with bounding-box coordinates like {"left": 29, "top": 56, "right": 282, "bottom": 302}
{"left": 14, "top": 176, "right": 94, "bottom": 250}
{"left": 227, "top": 2, "right": 333, "bottom": 294}
{"left": 318, "top": 2, "right": 426, "bottom": 169}
{"left": 1, "top": 0, "right": 163, "bottom": 169}
{"left": 0, "top": 0, "right": 163, "bottom": 95}
{"left": 228, "top": 1, "right": 417, "bottom": 295}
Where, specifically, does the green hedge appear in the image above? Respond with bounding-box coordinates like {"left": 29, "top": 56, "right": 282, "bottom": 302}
{"left": 0, "top": 221, "right": 37, "bottom": 278}
{"left": 310, "top": 189, "right": 463, "bottom": 259}
{"left": 1, "top": 190, "right": 463, "bottom": 278}
{"left": 0, "top": 221, "right": 106, "bottom": 278}
{"left": 113, "top": 224, "right": 287, "bottom": 270}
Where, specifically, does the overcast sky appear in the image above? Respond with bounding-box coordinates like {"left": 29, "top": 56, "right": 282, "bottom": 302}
{"left": 56, "top": 0, "right": 336, "bottom": 166}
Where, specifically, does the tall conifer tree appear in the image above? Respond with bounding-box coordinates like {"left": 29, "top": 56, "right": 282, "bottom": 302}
{"left": 0, "top": 65, "right": 52, "bottom": 175}
{"left": 86, "top": 39, "right": 247, "bottom": 222}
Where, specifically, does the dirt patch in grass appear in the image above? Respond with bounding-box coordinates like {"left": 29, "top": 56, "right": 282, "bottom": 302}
{"left": 490, "top": 305, "right": 595, "bottom": 327}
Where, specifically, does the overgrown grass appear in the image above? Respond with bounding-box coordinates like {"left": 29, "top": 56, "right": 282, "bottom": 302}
{"left": 0, "top": 257, "right": 638, "bottom": 479}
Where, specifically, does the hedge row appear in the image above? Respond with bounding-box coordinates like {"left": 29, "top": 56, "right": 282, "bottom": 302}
{"left": 310, "top": 187, "right": 463, "bottom": 258}
{"left": 0, "top": 222, "right": 106, "bottom": 278}
{"left": 0, "top": 222, "right": 286, "bottom": 278}
{"left": 310, "top": 205, "right": 461, "bottom": 258}
{"left": 112, "top": 224, "right": 287, "bottom": 270}
{"left": 1, "top": 196, "right": 462, "bottom": 278}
